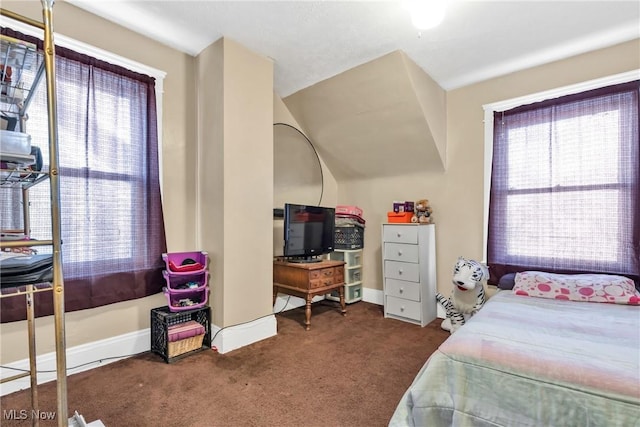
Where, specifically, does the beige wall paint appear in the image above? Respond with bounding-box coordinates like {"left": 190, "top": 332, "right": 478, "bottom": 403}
{"left": 0, "top": 2, "right": 637, "bottom": 364}
{"left": 222, "top": 38, "right": 274, "bottom": 326}
{"left": 273, "top": 96, "right": 337, "bottom": 208}
{"left": 1, "top": 1, "right": 195, "bottom": 362}
{"left": 197, "top": 38, "right": 274, "bottom": 327}
{"left": 284, "top": 51, "right": 445, "bottom": 180}
{"left": 272, "top": 96, "right": 338, "bottom": 256}
{"left": 403, "top": 53, "right": 447, "bottom": 165}
{"left": 340, "top": 39, "right": 639, "bottom": 299}
{"left": 196, "top": 38, "right": 225, "bottom": 327}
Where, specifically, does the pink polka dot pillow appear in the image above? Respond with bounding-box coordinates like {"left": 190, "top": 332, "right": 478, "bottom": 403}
{"left": 513, "top": 271, "right": 640, "bottom": 305}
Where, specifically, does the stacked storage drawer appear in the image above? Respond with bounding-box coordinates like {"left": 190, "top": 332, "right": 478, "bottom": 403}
{"left": 153, "top": 251, "right": 211, "bottom": 362}
{"left": 326, "top": 249, "right": 363, "bottom": 303}
{"left": 335, "top": 205, "right": 365, "bottom": 250}
{"left": 162, "top": 251, "right": 209, "bottom": 312}
{"left": 330, "top": 205, "right": 365, "bottom": 302}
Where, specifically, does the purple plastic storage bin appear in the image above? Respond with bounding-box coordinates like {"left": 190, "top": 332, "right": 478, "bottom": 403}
{"left": 162, "top": 269, "right": 208, "bottom": 291}
{"left": 163, "top": 285, "right": 209, "bottom": 312}
{"left": 162, "top": 251, "right": 208, "bottom": 275}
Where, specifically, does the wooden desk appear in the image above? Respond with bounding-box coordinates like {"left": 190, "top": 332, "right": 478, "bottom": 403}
{"left": 273, "top": 259, "right": 347, "bottom": 330}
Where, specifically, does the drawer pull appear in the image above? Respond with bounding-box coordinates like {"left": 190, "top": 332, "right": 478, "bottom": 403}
{"left": 398, "top": 269, "right": 403, "bottom": 275}
{"left": 400, "top": 306, "right": 405, "bottom": 312}
{"left": 399, "top": 287, "right": 404, "bottom": 294}
{"left": 397, "top": 250, "right": 403, "bottom": 256}
{"left": 396, "top": 232, "right": 402, "bottom": 238}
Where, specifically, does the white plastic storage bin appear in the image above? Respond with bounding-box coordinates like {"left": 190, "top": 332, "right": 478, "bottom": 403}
{"left": 327, "top": 283, "right": 362, "bottom": 304}
{"left": 347, "top": 268, "right": 362, "bottom": 284}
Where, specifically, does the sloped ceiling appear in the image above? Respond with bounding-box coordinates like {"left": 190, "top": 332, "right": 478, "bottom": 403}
{"left": 284, "top": 51, "right": 446, "bottom": 181}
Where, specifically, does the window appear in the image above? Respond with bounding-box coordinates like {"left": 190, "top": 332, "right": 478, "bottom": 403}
{"left": 485, "top": 78, "right": 639, "bottom": 284}
{"left": 1, "top": 27, "right": 167, "bottom": 322}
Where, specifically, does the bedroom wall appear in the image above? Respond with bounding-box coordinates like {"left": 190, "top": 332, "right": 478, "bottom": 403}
{"left": 339, "top": 38, "right": 640, "bottom": 300}
{"left": 0, "top": 1, "right": 335, "bottom": 363}
{"left": 1, "top": 1, "right": 638, "bottom": 364}
{"left": 0, "top": 1, "right": 195, "bottom": 362}
{"left": 272, "top": 97, "right": 338, "bottom": 256}
{"left": 196, "top": 37, "right": 274, "bottom": 328}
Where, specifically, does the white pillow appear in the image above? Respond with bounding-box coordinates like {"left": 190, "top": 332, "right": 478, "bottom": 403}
{"left": 513, "top": 271, "right": 640, "bottom": 305}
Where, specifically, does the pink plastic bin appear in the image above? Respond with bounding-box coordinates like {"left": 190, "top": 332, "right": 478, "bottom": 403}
{"left": 336, "top": 205, "right": 363, "bottom": 217}
{"left": 162, "top": 269, "right": 208, "bottom": 291}
{"left": 162, "top": 251, "right": 208, "bottom": 275}
{"left": 163, "top": 285, "right": 209, "bottom": 312}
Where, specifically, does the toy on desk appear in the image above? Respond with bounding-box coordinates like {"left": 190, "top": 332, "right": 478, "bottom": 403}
{"left": 436, "top": 257, "right": 488, "bottom": 333}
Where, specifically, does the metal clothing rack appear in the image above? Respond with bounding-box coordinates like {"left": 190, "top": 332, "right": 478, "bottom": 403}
{"left": 0, "top": 1, "right": 68, "bottom": 426}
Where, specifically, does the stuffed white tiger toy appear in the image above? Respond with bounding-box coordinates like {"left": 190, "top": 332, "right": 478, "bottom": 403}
{"left": 436, "top": 257, "right": 489, "bottom": 333}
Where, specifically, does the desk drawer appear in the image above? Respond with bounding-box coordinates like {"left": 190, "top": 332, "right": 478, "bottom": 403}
{"left": 384, "top": 260, "right": 419, "bottom": 283}
{"left": 383, "top": 225, "right": 418, "bottom": 244}
{"left": 385, "top": 278, "right": 420, "bottom": 302}
{"left": 385, "top": 296, "right": 421, "bottom": 321}
{"left": 384, "top": 242, "right": 419, "bottom": 263}
{"left": 310, "top": 277, "right": 334, "bottom": 289}
{"left": 310, "top": 269, "right": 333, "bottom": 279}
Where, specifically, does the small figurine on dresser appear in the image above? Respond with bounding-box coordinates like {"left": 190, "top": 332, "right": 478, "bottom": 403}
{"left": 411, "top": 199, "right": 433, "bottom": 224}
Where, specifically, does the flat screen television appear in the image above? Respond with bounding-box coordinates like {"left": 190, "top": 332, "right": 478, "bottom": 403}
{"left": 283, "top": 203, "right": 335, "bottom": 262}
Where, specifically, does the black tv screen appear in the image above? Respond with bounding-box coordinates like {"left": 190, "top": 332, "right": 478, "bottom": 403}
{"left": 283, "top": 203, "right": 335, "bottom": 262}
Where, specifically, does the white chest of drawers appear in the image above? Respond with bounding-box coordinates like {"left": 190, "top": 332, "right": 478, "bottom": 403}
{"left": 382, "top": 223, "right": 437, "bottom": 327}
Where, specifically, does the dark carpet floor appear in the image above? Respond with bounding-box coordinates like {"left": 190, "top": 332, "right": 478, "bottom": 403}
{"left": 1, "top": 301, "right": 449, "bottom": 426}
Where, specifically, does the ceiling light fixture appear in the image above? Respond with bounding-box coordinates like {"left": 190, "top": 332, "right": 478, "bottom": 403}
{"left": 405, "top": 0, "right": 448, "bottom": 30}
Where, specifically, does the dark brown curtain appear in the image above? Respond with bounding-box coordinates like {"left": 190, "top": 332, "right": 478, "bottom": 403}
{"left": 1, "top": 28, "right": 167, "bottom": 322}
{"left": 487, "top": 80, "right": 640, "bottom": 286}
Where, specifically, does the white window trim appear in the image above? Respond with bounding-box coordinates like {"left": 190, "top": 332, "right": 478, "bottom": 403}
{"left": 0, "top": 15, "right": 166, "bottom": 192}
{"left": 481, "top": 69, "right": 640, "bottom": 262}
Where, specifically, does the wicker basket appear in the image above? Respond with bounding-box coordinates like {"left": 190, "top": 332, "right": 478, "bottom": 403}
{"left": 167, "top": 333, "right": 205, "bottom": 358}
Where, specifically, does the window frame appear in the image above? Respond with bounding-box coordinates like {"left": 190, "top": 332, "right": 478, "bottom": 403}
{"left": 1, "top": 17, "right": 170, "bottom": 322}
{"left": 3, "top": 15, "right": 167, "bottom": 270}
{"left": 482, "top": 69, "right": 640, "bottom": 263}
{"left": 1, "top": 15, "right": 166, "bottom": 189}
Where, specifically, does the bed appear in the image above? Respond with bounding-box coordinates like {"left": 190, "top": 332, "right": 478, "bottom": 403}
{"left": 389, "top": 282, "right": 640, "bottom": 427}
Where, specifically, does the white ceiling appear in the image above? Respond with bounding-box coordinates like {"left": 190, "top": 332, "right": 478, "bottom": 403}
{"left": 68, "top": 1, "right": 640, "bottom": 98}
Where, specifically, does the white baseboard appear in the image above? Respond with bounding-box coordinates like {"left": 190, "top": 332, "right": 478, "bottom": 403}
{"left": 1, "top": 329, "right": 150, "bottom": 396}
{"left": 272, "top": 293, "right": 319, "bottom": 313}
{"left": 212, "top": 290, "right": 388, "bottom": 353}
{"left": 363, "top": 287, "right": 384, "bottom": 305}
{"left": 1, "top": 289, "right": 394, "bottom": 395}
{"left": 211, "top": 314, "right": 277, "bottom": 354}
